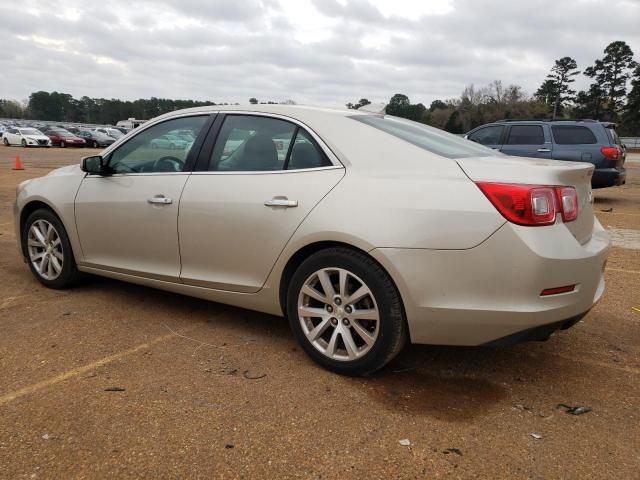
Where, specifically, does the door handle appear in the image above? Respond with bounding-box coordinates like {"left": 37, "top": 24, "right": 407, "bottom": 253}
{"left": 147, "top": 195, "right": 172, "bottom": 205}
{"left": 264, "top": 198, "right": 298, "bottom": 208}
{"left": 537, "top": 148, "right": 551, "bottom": 153}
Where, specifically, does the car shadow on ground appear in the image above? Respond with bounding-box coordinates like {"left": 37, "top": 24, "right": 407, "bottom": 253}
{"left": 73, "top": 274, "right": 571, "bottom": 421}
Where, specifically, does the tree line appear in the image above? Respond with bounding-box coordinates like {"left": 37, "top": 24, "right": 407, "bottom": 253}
{"left": 1, "top": 40, "right": 638, "bottom": 134}
{"left": 346, "top": 40, "right": 640, "bottom": 135}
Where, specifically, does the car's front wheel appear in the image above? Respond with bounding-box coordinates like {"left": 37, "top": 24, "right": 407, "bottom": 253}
{"left": 23, "top": 209, "right": 81, "bottom": 289}
{"left": 287, "top": 247, "right": 407, "bottom": 376}
{"left": 92, "top": 140, "right": 98, "bottom": 148}
{"left": 3, "top": 137, "right": 9, "bottom": 146}
{"left": 60, "top": 141, "right": 66, "bottom": 148}
{"left": 21, "top": 139, "right": 27, "bottom": 147}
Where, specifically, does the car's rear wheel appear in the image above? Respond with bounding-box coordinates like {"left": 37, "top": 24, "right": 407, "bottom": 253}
{"left": 287, "top": 247, "right": 407, "bottom": 376}
{"left": 23, "top": 209, "right": 81, "bottom": 289}
{"left": 4, "top": 137, "right": 9, "bottom": 146}
{"left": 92, "top": 140, "right": 98, "bottom": 148}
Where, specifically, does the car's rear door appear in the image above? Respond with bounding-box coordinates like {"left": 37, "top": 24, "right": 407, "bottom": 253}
{"left": 74, "top": 114, "right": 212, "bottom": 281}
{"left": 550, "top": 124, "right": 600, "bottom": 163}
{"left": 501, "top": 124, "right": 552, "bottom": 158}
{"left": 178, "top": 113, "right": 345, "bottom": 293}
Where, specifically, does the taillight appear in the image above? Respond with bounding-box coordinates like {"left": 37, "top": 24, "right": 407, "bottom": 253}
{"left": 556, "top": 186, "right": 578, "bottom": 222}
{"left": 476, "top": 183, "right": 578, "bottom": 226}
{"left": 601, "top": 146, "right": 620, "bottom": 161}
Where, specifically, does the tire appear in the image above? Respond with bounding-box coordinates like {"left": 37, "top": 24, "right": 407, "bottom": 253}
{"left": 3, "top": 138, "right": 9, "bottom": 146}
{"left": 286, "top": 247, "right": 407, "bottom": 376}
{"left": 21, "top": 139, "right": 27, "bottom": 147}
{"left": 22, "top": 208, "right": 81, "bottom": 289}
{"left": 60, "top": 141, "right": 66, "bottom": 148}
{"left": 92, "top": 141, "right": 98, "bottom": 148}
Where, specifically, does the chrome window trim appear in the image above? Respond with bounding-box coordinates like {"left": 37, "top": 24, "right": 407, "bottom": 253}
{"left": 190, "top": 165, "right": 344, "bottom": 176}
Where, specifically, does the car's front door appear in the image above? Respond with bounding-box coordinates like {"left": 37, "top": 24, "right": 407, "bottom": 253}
{"left": 74, "top": 114, "right": 211, "bottom": 281}
{"left": 178, "top": 114, "right": 345, "bottom": 293}
{"left": 501, "top": 124, "right": 553, "bottom": 158}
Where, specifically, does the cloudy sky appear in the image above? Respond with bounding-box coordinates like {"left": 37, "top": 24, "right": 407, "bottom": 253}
{"left": 1, "top": 0, "right": 639, "bottom": 107}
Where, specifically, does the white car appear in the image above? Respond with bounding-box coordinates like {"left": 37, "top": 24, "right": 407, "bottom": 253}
{"left": 93, "top": 127, "right": 125, "bottom": 140}
{"left": 13, "top": 105, "right": 609, "bottom": 375}
{"left": 3, "top": 127, "right": 51, "bottom": 147}
{"left": 149, "top": 134, "right": 190, "bottom": 150}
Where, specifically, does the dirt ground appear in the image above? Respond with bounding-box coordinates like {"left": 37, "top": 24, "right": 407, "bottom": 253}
{"left": 0, "top": 146, "right": 639, "bottom": 479}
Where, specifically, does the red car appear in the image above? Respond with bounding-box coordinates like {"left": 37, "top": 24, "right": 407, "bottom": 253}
{"left": 43, "top": 128, "right": 87, "bottom": 148}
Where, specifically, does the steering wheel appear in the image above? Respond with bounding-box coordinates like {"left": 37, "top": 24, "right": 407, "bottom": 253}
{"left": 152, "top": 156, "right": 184, "bottom": 172}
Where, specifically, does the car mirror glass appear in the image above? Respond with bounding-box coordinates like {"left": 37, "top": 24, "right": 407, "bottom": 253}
{"left": 81, "top": 155, "right": 105, "bottom": 175}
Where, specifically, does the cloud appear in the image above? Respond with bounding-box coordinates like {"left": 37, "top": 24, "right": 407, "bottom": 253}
{"left": 1, "top": 0, "right": 639, "bottom": 108}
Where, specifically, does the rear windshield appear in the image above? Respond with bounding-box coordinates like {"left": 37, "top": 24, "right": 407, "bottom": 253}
{"left": 605, "top": 127, "right": 621, "bottom": 145}
{"left": 351, "top": 115, "right": 496, "bottom": 159}
{"left": 552, "top": 126, "right": 597, "bottom": 145}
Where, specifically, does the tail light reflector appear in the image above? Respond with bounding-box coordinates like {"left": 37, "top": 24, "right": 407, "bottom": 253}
{"left": 540, "top": 285, "right": 576, "bottom": 296}
{"left": 476, "top": 183, "right": 578, "bottom": 226}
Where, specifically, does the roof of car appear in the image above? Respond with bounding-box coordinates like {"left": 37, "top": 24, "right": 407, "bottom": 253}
{"left": 152, "top": 104, "right": 371, "bottom": 124}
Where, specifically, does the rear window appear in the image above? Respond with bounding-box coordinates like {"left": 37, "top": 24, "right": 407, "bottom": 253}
{"left": 506, "top": 125, "right": 544, "bottom": 145}
{"left": 552, "top": 126, "right": 597, "bottom": 145}
{"left": 351, "top": 115, "right": 496, "bottom": 159}
{"left": 605, "top": 127, "right": 621, "bottom": 145}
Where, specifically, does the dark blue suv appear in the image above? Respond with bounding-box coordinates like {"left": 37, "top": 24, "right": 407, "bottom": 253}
{"left": 465, "top": 120, "right": 626, "bottom": 188}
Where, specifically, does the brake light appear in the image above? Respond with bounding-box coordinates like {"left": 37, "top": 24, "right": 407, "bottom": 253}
{"left": 556, "top": 187, "right": 578, "bottom": 222}
{"left": 601, "top": 146, "right": 620, "bottom": 161}
{"left": 476, "top": 183, "right": 578, "bottom": 226}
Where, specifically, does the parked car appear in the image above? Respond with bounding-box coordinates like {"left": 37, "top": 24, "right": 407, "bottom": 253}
{"left": 93, "top": 127, "right": 125, "bottom": 140}
{"left": 43, "top": 128, "right": 87, "bottom": 148}
{"left": 465, "top": 120, "right": 626, "bottom": 188}
{"left": 3, "top": 127, "right": 51, "bottom": 147}
{"left": 13, "top": 106, "right": 609, "bottom": 376}
{"left": 149, "top": 134, "right": 190, "bottom": 150}
{"left": 77, "top": 130, "right": 116, "bottom": 148}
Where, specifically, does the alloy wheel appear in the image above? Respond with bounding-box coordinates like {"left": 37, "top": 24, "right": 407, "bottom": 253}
{"left": 27, "top": 219, "right": 64, "bottom": 280}
{"left": 297, "top": 267, "right": 380, "bottom": 361}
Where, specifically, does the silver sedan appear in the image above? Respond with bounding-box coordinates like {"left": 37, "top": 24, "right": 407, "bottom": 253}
{"left": 14, "top": 105, "right": 609, "bottom": 375}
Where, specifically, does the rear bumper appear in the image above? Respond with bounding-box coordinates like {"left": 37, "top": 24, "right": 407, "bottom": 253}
{"left": 592, "top": 167, "right": 626, "bottom": 188}
{"left": 371, "top": 219, "right": 610, "bottom": 346}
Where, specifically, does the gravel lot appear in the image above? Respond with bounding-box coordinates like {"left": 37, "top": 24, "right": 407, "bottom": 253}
{"left": 1, "top": 146, "right": 639, "bottom": 479}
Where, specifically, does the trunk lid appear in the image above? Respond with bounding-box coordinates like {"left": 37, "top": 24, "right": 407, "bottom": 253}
{"left": 456, "top": 155, "right": 595, "bottom": 244}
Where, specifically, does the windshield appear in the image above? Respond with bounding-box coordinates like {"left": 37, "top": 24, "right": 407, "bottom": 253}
{"left": 352, "top": 115, "right": 498, "bottom": 159}
{"left": 50, "top": 129, "right": 73, "bottom": 136}
{"left": 106, "top": 129, "right": 124, "bottom": 138}
{"left": 19, "top": 128, "right": 42, "bottom": 135}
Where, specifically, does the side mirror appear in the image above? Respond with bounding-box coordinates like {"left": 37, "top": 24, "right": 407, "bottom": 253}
{"left": 81, "top": 155, "right": 106, "bottom": 175}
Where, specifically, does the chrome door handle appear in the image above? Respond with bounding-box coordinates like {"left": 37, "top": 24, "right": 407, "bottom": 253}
{"left": 147, "top": 195, "right": 172, "bottom": 205}
{"left": 537, "top": 148, "right": 551, "bottom": 152}
{"left": 264, "top": 198, "right": 298, "bottom": 208}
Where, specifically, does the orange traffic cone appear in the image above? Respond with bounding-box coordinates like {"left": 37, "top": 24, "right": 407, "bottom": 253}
{"left": 13, "top": 155, "right": 24, "bottom": 170}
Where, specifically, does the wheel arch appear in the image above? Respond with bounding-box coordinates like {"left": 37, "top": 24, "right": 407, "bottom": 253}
{"left": 19, "top": 200, "right": 62, "bottom": 257}
{"left": 278, "top": 240, "right": 407, "bottom": 321}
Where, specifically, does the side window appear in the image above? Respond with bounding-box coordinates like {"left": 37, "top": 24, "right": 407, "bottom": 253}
{"left": 506, "top": 125, "right": 544, "bottom": 145}
{"left": 209, "top": 115, "right": 296, "bottom": 171}
{"left": 287, "top": 129, "right": 331, "bottom": 170}
{"left": 552, "top": 126, "right": 597, "bottom": 145}
{"left": 108, "top": 115, "right": 208, "bottom": 174}
{"left": 468, "top": 125, "right": 504, "bottom": 146}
